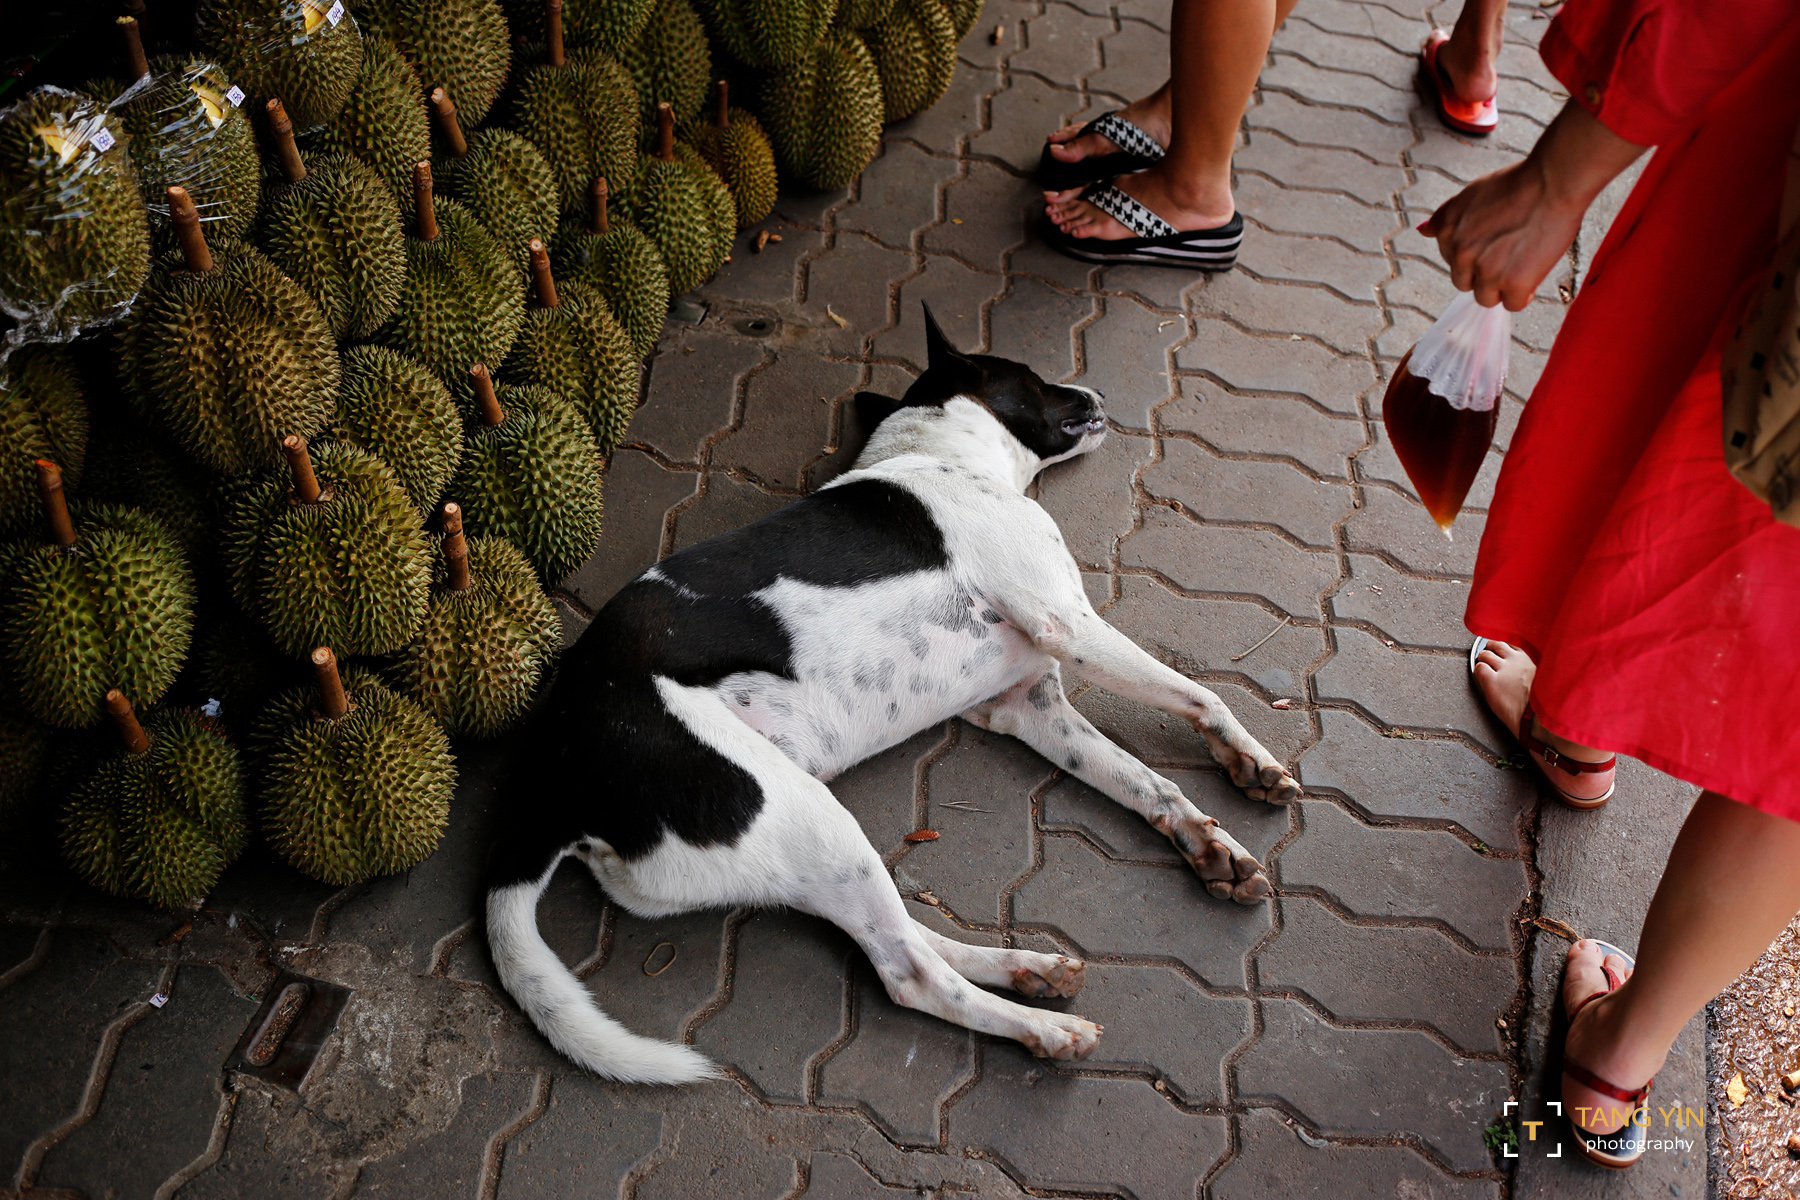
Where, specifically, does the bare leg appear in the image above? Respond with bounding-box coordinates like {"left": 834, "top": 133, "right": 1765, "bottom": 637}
{"left": 1437, "top": 0, "right": 1507, "bottom": 104}
{"left": 1562, "top": 792, "right": 1800, "bottom": 1135}
{"left": 1045, "top": 0, "right": 1302, "bottom": 238}
{"left": 1473, "top": 640, "right": 1614, "bottom": 803}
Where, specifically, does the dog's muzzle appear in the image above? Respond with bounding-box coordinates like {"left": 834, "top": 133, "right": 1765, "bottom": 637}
{"left": 1061, "top": 416, "right": 1107, "bottom": 436}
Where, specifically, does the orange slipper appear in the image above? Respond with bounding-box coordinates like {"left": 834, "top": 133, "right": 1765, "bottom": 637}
{"left": 1419, "top": 30, "right": 1498, "bottom": 137}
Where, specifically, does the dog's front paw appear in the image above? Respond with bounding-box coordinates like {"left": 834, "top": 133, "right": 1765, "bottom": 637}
{"left": 1243, "top": 759, "right": 1301, "bottom": 805}
{"left": 1022, "top": 1012, "right": 1102, "bottom": 1060}
{"left": 1161, "top": 814, "right": 1271, "bottom": 905}
{"left": 1011, "top": 955, "right": 1086, "bottom": 999}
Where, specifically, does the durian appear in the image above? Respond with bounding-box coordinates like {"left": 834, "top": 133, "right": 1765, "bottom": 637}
{"left": 620, "top": 105, "right": 733, "bottom": 295}
{"left": 500, "top": 242, "right": 637, "bottom": 453}
{"left": 0, "top": 464, "right": 194, "bottom": 729}
{"left": 256, "top": 647, "right": 454, "bottom": 886}
{"left": 0, "top": 88, "right": 151, "bottom": 336}
{"left": 500, "top": 0, "right": 655, "bottom": 55}
{"left": 221, "top": 435, "right": 430, "bottom": 657}
{"left": 696, "top": 0, "right": 839, "bottom": 67}
{"left": 374, "top": 163, "right": 526, "bottom": 388}
{"left": 429, "top": 88, "right": 558, "bottom": 284}
{"left": 80, "top": 424, "right": 214, "bottom": 571}
{"left": 257, "top": 97, "right": 405, "bottom": 341}
{"left": 121, "top": 186, "right": 339, "bottom": 477}
{"left": 760, "top": 31, "right": 884, "bottom": 191}
{"left": 865, "top": 0, "right": 957, "bottom": 122}
{"left": 944, "top": 0, "right": 982, "bottom": 39}
{"left": 392, "top": 503, "right": 559, "bottom": 737}
{"left": 450, "top": 366, "right": 603, "bottom": 586}
{"left": 835, "top": 0, "right": 898, "bottom": 28}
{"left": 549, "top": 178, "right": 670, "bottom": 359}
{"left": 0, "top": 347, "right": 87, "bottom": 538}
{"left": 509, "top": 29, "right": 640, "bottom": 217}
{"left": 618, "top": 0, "right": 712, "bottom": 127}
{"left": 331, "top": 345, "right": 464, "bottom": 513}
{"left": 0, "top": 704, "right": 50, "bottom": 832}
{"left": 195, "top": 0, "right": 364, "bottom": 128}
{"left": 685, "top": 81, "right": 777, "bottom": 229}
{"left": 354, "top": 0, "right": 511, "bottom": 126}
{"left": 304, "top": 33, "right": 430, "bottom": 217}
{"left": 184, "top": 607, "right": 305, "bottom": 734}
{"left": 60, "top": 691, "right": 248, "bottom": 908}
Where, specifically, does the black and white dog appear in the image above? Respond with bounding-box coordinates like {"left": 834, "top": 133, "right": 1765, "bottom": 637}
{"left": 487, "top": 309, "right": 1301, "bottom": 1084}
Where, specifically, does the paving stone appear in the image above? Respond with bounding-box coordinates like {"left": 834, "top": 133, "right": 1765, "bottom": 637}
{"left": 549, "top": 593, "right": 588, "bottom": 648}
{"left": 1158, "top": 387, "right": 1365, "bottom": 479}
{"left": 1409, "top": 123, "right": 1528, "bottom": 186}
{"left": 834, "top": 726, "right": 948, "bottom": 854}
{"left": 1246, "top": 91, "right": 1416, "bottom": 160}
{"left": 954, "top": 0, "right": 1038, "bottom": 71}
{"left": 903, "top": 728, "right": 1048, "bottom": 925}
{"left": 838, "top": 141, "right": 961, "bottom": 249}
{"left": 1063, "top": 963, "right": 1250, "bottom": 1102}
{"left": 1314, "top": 625, "right": 1506, "bottom": 750}
{"left": 800, "top": 1151, "right": 923, "bottom": 1198}
{"left": 922, "top": 160, "right": 1038, "bottom": 273}
{"left": 667, "top": 473, "right": 792, "bottom": 553}
{"left": 1189, "top": 269, "right": 1383, "bottom": 356}
{"left": 1372, "top": 304, "right": 1433, "bottom": 363}
{"left": 1087, "top": 18, "right": 1169, "bottom": 103}
{"left": 1343, "top": 484, "right": 1486, "bottom": 577}
{"left": 1010, "top": 4, "right": 1111, "bottom": 89}
{"left": 872, "top": 255, "right": 1001, "bottom": 369}
{"left": 583, "top": 908, "right": 729, "bottom": 1044}
{"left": 693, "top": 910, "right": 854, "bottom": 1101}
{"left": 1271, "top": 13, "right": 1418, "bottom": 77}
{"left": 561, "top": 449, "right": 696, "bottom": 611}
{"left": 1014, "top": 836, "right": 1269, "bottom": 988}
{"left": 801, "top": 234, "right": 915, "bottom": 356}
{"left": 173, "top": 1084, "right": 350, "bottom": 1199}
{"left": 1144, "top": 438, "right": 1355, "bottom": 549}
{"left": 1121, "top": 505, "right": 1340, "bottom": 618}
{"left": 494, "top": 1077, "right": 663, "bottom": 1200}
{"left": 1236, "top": 997, "right": 1511, "bottom": 1173}
{"left": 1040, "top": 764, "right": 1290, "bottom": 869}
{"left": 201, "top": 845, "right": 343, "bottom": 947}
{"left": 950, "top": 1043, "right": 1227, "bottom": 1199}
{"left": 356, "top": 1072, "right": 539, "bottom": 1197}
{"left": 1276, "top": 800, "right": 1529, "bottom": 951}
{"left": 889, "top": 65, "right": 1001, "bottom": 157}
{"left": 817, "top": 963, "right": 973, "bottom": 1145}
{"left": 1288, "top": 0, "right": 1433, "bottom": 57}
{"left": 1103, "top": 575, "right": 1326, "bottom": 699}
{"left": 1236, "top": 131, "right": 1408, "bottom": 209}
{"left": 972, "top": 74, "right": 1089, "bottom": 172}
{"left": 534, "top": 857, "right": 606, "bottom": 970}
{"left": 1258, "top": 896, "right": 1514, "bottom": 1054}
{"left": 1214, "top": 1108, "right": 1500, "bottom": 1199}
{"left": 699, "top": 218, "right": 822, "bottom": 309}
{"left": 773, "top": 185, "right": 852, "bottom": 230}
{"left": 629, "top": 324, "right": 767, "bottom": 464}
{"left": 1097, "top": 256, "right": 1205, "bottom": 312}
{"left": 1177, "top": 315, "right": 1377, "bottom": 413}
{"left": 1236, "top": 226, "right": 1392, "bottom": 303}
{"left": 1261, "top": 53, "right": 1415, "bottom": 125}
{"left": 1032, "top": 428, "right": 1154, "bottom": 571}
{"left": 987, "top": 276, "right": 1091, "bottom": 382}
{"left": 1070, "top": 299, "right": 1186, "bottom": 429}
{"left": 712, "top": 353, "right": 862, "bottom": 490}
{"left": 1008, "top": 228, "right": 1103, "bottom": 294}
{"left": 1333, "top": 553, "right": 1473, "bottom": 649}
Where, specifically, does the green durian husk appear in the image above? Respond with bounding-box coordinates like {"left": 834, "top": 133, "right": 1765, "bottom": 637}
{"left": 618, "top": 0, "right": 712, "bottom": 127}
{"left": 80, "top": 427, "right": 215, "bottom": 572}
{"left": 0, "top": 347, "right": 87, "bottom": 538}
{"left": 331, "top": 345, "right": 464, "bottom": 514}
{"left": 685, "top": 107, "right": 777, "bottom": 230}
{"left": 759, "top": 31, "right": 884, "bottom": 191}
{"left": 0, "top": 89, "right": 151, "bottom": 336}
{"left": 374, "top": 197, "right": 526, "bottom": 388}
{"left": 258, "top": 151, "right": 405, "bottom": 340}
{"left": 618, "top": 150, "right": 730, "bottom": 296}
{"left": 0, "top": 504, "right": 194, "bottom": 729}
{"left": 255, "top": 667, "right": 454, "bottom": 886}
{"left": 548, "top": 214, "right": 670, "bottom": 359}
{"left": 0, "top": 704, "right": 51, "bottom": 833}
{"left": 944, "top": 0, "right": 982, "bottom": 39}
{"left": 221, "top": 443, "right": 430, "bottom": 657}
{"left": 865, "top": 0, "right": 957, "bottom": 122}
{"left": 60, "top": 705, "right": 248, "bottom": 907}
{"left": 392, "top": 536, "right": 560, "bottom": 737}
{"left": 695, "top": 0, "right": 839, "bottom": 68}
{"left": 835, "top": 0, "right": 898, "bottom": 28}
{"left": 304, "top": 33, "right": 430, "bottom": 219}
{"left": 500, "top": 280, "right": 638, "bottom": 454}
{"left": 498, "top": 0, "right": 655, "bottom": 54}
{"left": 355, "top": 0, "right": 511, "bottom": 126}
{"left": 195, "top": 0, "right": 365, "bottom": 128}
{"left": 436, "top": 129, "right": 560, "bottom": 284}
{"left": 509, "top": 50, "right": 640, "bottom": 218}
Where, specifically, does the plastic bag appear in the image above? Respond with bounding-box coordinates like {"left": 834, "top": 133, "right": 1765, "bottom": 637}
{"left": 1382, "top": 292, "right": 1512, "bottom": 535}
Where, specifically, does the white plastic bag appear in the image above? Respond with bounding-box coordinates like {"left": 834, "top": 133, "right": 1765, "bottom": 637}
{"left": 1407, "top": 291, "right": 1512, "bottom": 411}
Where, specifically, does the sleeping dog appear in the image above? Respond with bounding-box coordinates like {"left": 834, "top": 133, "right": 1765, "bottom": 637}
{"left": 487, "top": 307, "right": 1301, "bottom": 1084}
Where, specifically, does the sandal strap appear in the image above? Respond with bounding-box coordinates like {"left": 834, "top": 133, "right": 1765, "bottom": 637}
{"left": 1520, "top": 703, "right": 1616, "bottom": 775}
{"left": 1565, "top": 1057, "right": 1651, "bottom": 1106}
{"left": 1088, "top": 112, "right": 1165, "bottom": 161}
{"left": 1080, "top": 183, "right": 1177, "bottom": 239}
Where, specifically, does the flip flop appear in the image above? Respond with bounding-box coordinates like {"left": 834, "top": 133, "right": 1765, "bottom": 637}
{"left": 1469, "top": 638, "right": 1616, "bottom": 810}
{"left": 1036, "top": 111, "right": 1165, "bottom": 190}
{"left": 1418, "top": 30, "right": 1498, "bottom": 137}
{"left": 1042, "top": 182, "right": 1242, "bottom": 271}
{"left": 1560, "top": 940, "right": 1650, "bottom": 1169}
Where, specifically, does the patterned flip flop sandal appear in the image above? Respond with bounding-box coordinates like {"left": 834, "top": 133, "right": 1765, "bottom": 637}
{"left": 1561, "top": 941, "right": 1650, "bottom": 1169}
{"left": 1469, "top": 638, "right": 1616, "bottom": 810}
{"left": 1036, "top": 111, "right": 1165, "bottom": 190}
{"left": 1042, "top": 182, "right": 1243, "bottom": 271}
{"left": 1418, "top": 30, "right": 1499, "bottom": 136}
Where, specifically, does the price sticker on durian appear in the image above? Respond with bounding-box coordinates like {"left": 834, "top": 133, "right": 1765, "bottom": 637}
{"left": 325, "top": 0, "right": 345, "bottom": 25}
{"left": 225, "top": 85, "right": 246, "bottom": 107}
{"left": 90, "top": 127, "right": 116, "bottom": 152}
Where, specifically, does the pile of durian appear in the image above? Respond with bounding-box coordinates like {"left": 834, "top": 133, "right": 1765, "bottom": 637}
{"left": 0, "top": 0, "right": 978, "bottom": 907}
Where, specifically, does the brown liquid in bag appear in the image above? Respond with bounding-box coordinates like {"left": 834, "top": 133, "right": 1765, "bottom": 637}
{"left": 1382, "top": 350, "right": 1498, "bottom": 534}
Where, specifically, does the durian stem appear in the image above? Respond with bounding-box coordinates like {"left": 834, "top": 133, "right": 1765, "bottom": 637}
{"left": 281, "top": 435, "right": 323, "bottom": 504}
{"left": 118, "top": 16, "right": 149, "bottom": 82}
{"left": 428, "top": 88, "right": 469, "bottom": 159}
{"left": 105, "top": 690, "right": 151, "bottom": 755}
{"left": 167, "top": 187, "right": 213, "bottom": 272}
{"left": 413, "top": 162, "right": 439, "bottom": 241}
{"left": 34, "top": 460, "right": 75, "bottom": 548}
{"left": 442, "top": 503, "right": 472, "bottom": 591}
{"left": 713, "top": 80, "right": 729, "bottom": 129}
{"left": 546, "top": 0, "right": 565, "bottom": 67}
{"left": 311, "top": 647, "right": 351, "bottom": 720}
{"left": 528, "top": 240, "right": 559, "bottom": 309}
{"left": 265, "top": 99, "right": 308, "bottom": 184}
{"left": 588, "top": 177, "right": 610, "bottom": 236}
{"left": 470, "top": 364, "right": 505, "bottom": 427}
{"left": 655, "top": 103, "right": 675, "bottom": 162}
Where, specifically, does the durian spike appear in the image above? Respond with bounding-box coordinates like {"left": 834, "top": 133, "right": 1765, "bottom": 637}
{"left": 546, "top": 0, "right": 565, "bottom": 67}
{"left": 470, "top": 364, "right": 505, "bottom": 427}
{"left": 105, "top": 690, "right": 151, "bottom": 755}
{"left": 265, "top": 98, "right": 308, "bottom": 184}
{"left": 311, "top": 647, "right": 352, "bottom": 720}
{"left": 528, "top": 240, "right": 559, "bottom": 309}
{"left": 654, "top": 103, "right": 675, "bottom": 163}
{"left": 167, "top": 187, "right": 213, "bottom": 272}
{"left": 281, "top": 434, "right": 323, "bottom": 503}
{"left": 587, "top": 177, "right": 611, "bottom": 236}
{"left": 428, "top": 88, "right": 469, "bottom": 160}
{"left": 118, "top": 16, "right": 150, "bottom": 82}
{"left": 442, "top": 502, "right": 472, "bottom": 591}
{"left": 713, "top": 80, "right": 729, "bottom": 130}
{"left": 413, "top": 162, "right": 440, "bottom": 241}
{"left": 34, "top": 460, "right": 76, "bottom": 548}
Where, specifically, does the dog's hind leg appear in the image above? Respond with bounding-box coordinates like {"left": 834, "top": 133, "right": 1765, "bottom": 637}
{"left": 909, "top": 921, "right": 1087, "bottom": 998}
{"left": 964, "top": 665, "right": 1272, "bottom": 904}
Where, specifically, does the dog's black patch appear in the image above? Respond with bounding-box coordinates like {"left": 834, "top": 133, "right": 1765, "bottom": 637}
{"left": 492, "top": 479, "right": 949, "bottom": 887}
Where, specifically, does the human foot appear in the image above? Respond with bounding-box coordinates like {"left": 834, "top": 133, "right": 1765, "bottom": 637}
{"left": 1471, "top": 639, "right": 1615, "bottom": 807}
{"left": 1433, "top": 25, "right": 1499, "bottom": 106}
{"left": 1044, "top": 84, "right": 1173, "bottom": 169}
{"left": 1560, "top": 939, "right": 1664, "bottom": 1165}
{"left": 1420, "top": 29, "right": 1499, "bottom": 136}
{"left": 1043, "top": 166, "right": 1235, "bottom": 242}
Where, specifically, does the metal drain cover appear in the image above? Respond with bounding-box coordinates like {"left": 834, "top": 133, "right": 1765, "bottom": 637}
{"left": 225, "top": 969, "right": 352, "bottom": 1091}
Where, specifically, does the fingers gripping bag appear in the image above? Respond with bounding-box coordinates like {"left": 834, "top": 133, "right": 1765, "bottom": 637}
{"left": 1382, "top": 292, "right": 1511, "bottom": 536}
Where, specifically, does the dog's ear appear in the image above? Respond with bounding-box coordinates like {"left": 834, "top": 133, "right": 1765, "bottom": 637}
{"left": 853, "top": 390, "right": 906, "bottom": 432}
{"left": 921, "top": 302, "right": 970, "bottom": 371}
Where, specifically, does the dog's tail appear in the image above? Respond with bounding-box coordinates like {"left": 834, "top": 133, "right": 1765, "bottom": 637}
{"left": 486, "top": 864, "right": 717, "bottom": 1085}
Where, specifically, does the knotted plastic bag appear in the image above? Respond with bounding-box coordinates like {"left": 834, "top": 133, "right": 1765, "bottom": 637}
{"left": 1382, "top": 291, "right": 1511, "bottom": 535}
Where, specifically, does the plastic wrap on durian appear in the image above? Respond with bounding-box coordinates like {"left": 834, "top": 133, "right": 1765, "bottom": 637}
{"left": 195, "top": 0, "right": 365, "bottom": 131}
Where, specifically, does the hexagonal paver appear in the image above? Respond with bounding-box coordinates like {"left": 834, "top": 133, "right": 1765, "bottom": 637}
{"left": 1313, "top": 626, "right": 1506, "bottom": 749}
{"left": 817, "top": 964, "right": 973, "bottom": 1145}
{"left": 903, "top": 728, "right": 1048, "bottom": 925}
{"left": 1143, "top": 438, "right": 1356, "bottom": 549}
{"left": 1214, "top": 1109, "right": 1500, "bottom": 1199}
{"left": 1177, "top": 314, "right": 1376, "bottom": 413}
{"left": 1101, "top": 575, "right": 1325, "bottom": 698}
{"left": 1032, "top": 428, "right": 1156, "bottom": 571}
{"left": 1158, "top": 387, "right": 1365, "bottom": 480}
{"left": 1121, "top": 505, "right": 1339, "bottom": 617}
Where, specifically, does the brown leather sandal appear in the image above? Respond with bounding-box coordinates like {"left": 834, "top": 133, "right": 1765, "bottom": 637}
{"left": 1561, "top": 941, "right": 1649, "bottom": 1169}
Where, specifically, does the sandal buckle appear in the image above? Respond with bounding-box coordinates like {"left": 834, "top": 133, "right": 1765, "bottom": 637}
{"left": 1539, "top": 745, "right": 1563, "bottom": 770}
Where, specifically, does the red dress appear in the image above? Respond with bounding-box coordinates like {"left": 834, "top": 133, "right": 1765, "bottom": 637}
{"left": 1465, "top": 0, "right": 1800, "bottom": 819}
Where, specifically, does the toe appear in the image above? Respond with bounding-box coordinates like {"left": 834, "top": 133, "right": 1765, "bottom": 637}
{"left": 1233, "top": 872, "right": 1272, "bottom": 903}
{"left": 1562, "top": 940, "right": 1614, "bottom": 1014}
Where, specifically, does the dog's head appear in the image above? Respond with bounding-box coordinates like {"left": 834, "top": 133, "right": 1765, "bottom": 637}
{"left": 857, "top": 304, "right": 1108, "bottom": 470}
